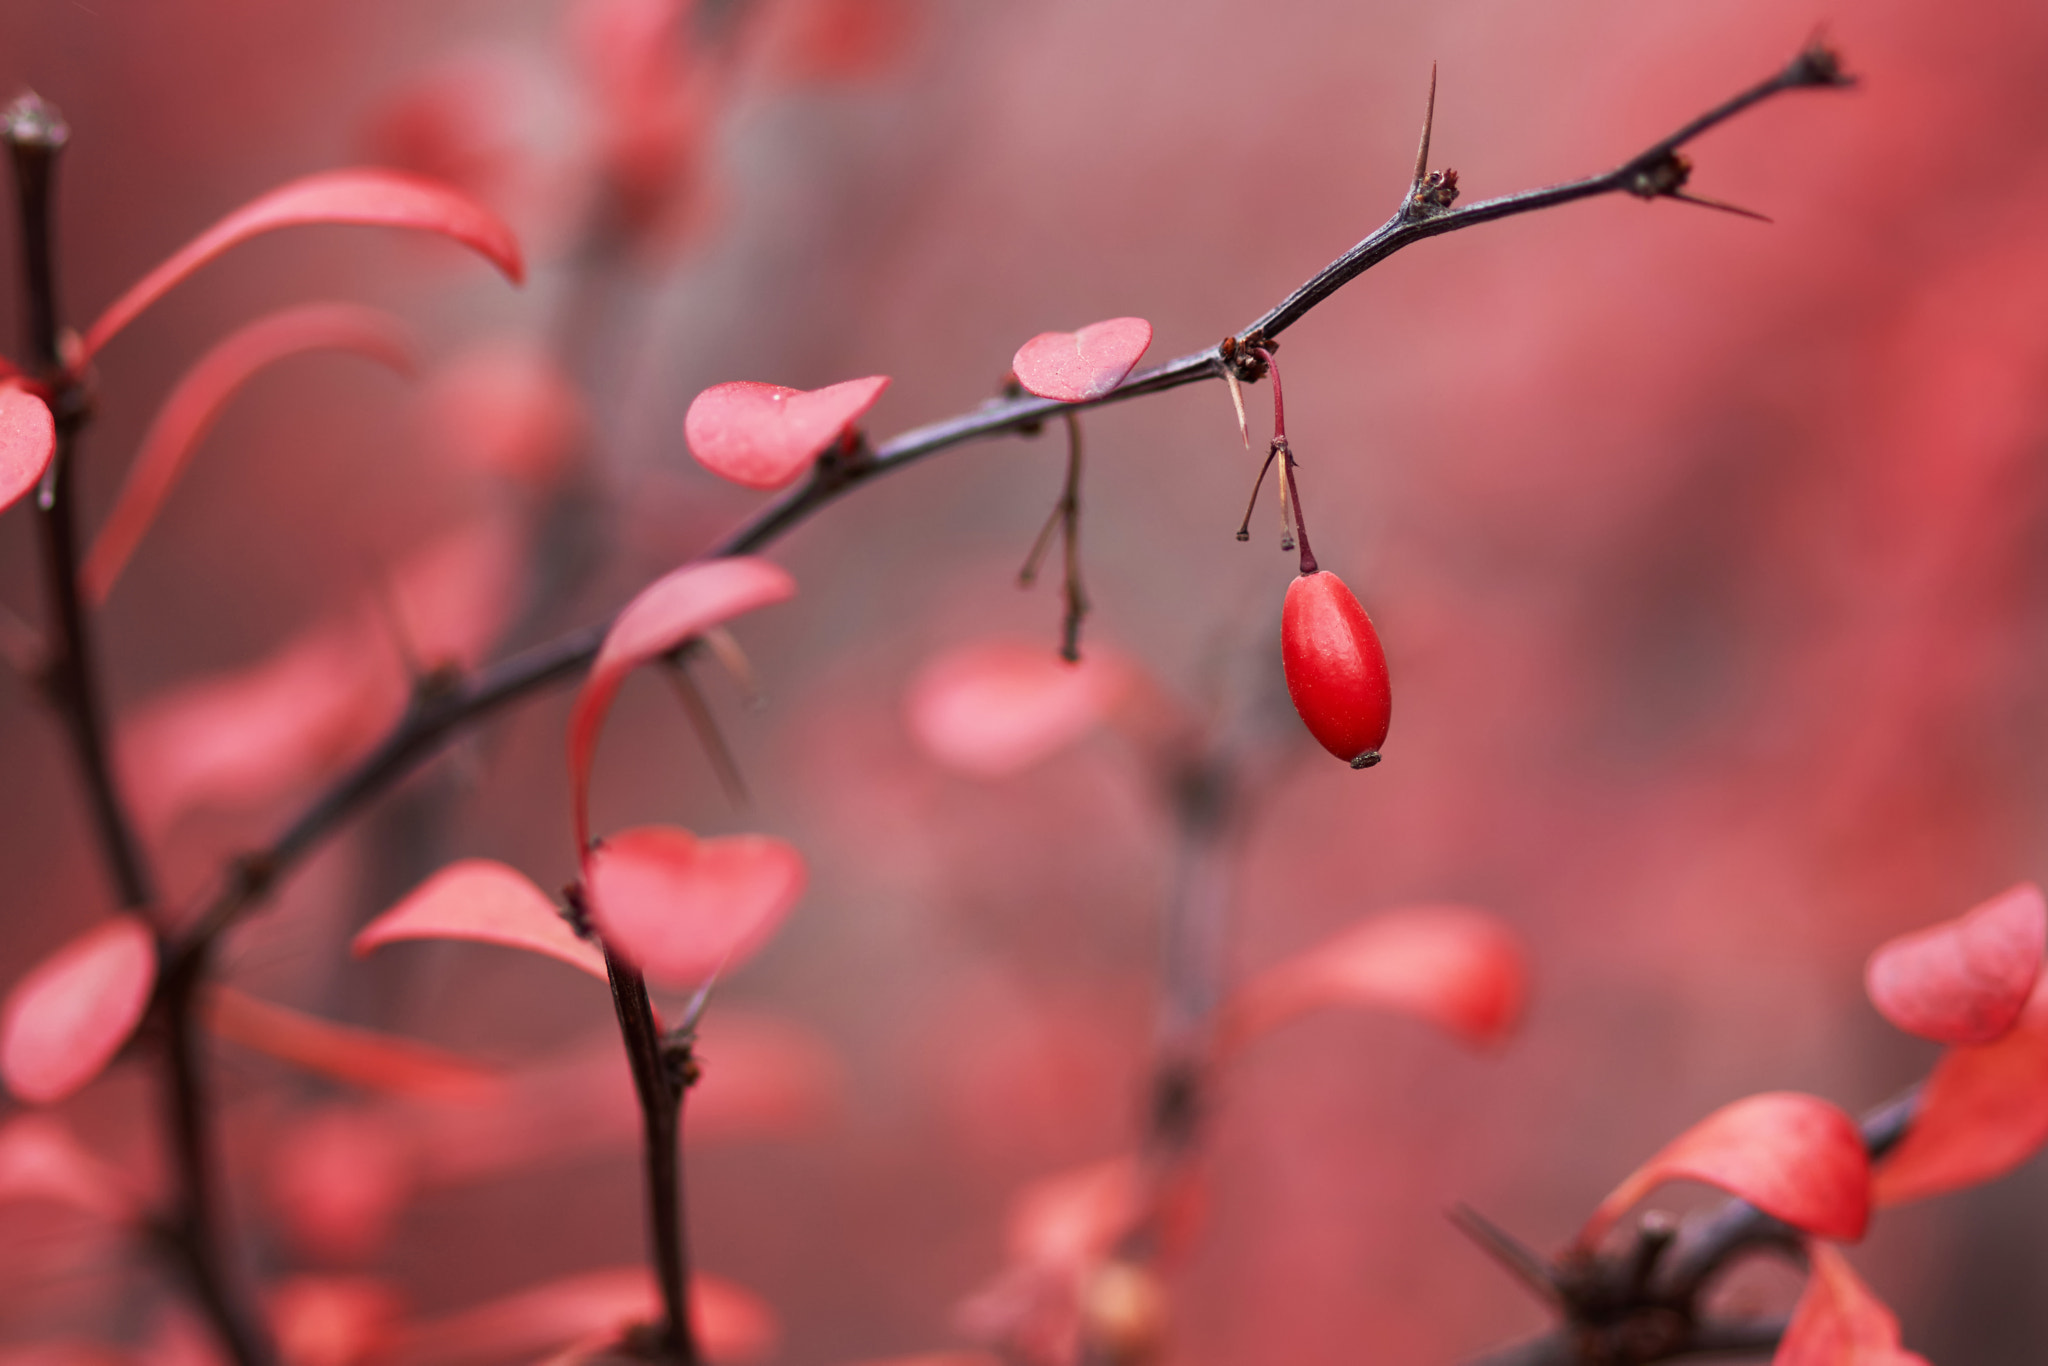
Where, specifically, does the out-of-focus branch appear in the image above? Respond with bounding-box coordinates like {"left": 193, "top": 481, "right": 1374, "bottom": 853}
{"left": 170, "top": 41, "right": 1852, "bottom": 960}
{"left": 6, "top": 92, "right": 272, "bottom": 1366}
{"left": 1464, "top": 1087, "right": 1918, "bottom": 1366}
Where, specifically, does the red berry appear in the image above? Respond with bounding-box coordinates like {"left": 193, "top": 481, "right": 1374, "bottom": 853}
{"left": 1282, "top": 570, "right": 1391, "bottom": 768}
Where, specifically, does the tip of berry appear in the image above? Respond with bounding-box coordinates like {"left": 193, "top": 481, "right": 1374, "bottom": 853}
{"left": 1351, "top": 751, "right": 1381, "bottom": 769}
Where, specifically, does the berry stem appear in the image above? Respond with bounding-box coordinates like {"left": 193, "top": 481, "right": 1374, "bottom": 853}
{"left": 1257, "top": 348, "right": 1318, "bottom": 575}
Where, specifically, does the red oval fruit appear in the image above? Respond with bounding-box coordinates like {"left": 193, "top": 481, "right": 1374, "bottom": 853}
{"left": 1281, "top": 570, "right": 1391, "bottom": 768}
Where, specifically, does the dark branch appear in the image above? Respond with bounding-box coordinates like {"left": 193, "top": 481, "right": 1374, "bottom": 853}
{"left": 1464, "top": 1086, "right": 1917, "bottom": 1366}
{"left": 173, "top": 41, "right": 1852, "bottom": 965}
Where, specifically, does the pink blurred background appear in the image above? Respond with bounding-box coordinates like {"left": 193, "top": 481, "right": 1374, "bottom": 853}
{"left": 5, "top": 0, "right": 2048, "bottom": 1362}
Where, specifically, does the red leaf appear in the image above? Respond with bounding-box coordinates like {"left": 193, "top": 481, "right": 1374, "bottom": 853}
{"left": 1865, "top": 882, "right": 2047, "bottom": 1045}
{"left": 203, "top": 985, "right": 501, "bottom": 1101}
{"left": 268, "top": 1276, "right": 403, "bottom": 1366}
{"left": 585, "top": 827, "right": 806, "bottom": 990}
{"left": 683, "top": 376, "right": 890, "bottom": 491}
{"left": 0, "top": 383, "right": 55, "bottom": 516}
{"left": 355, "top": 859, "right": 606, "bottom": 983}
{"left": 568, "top": 558, "right": 796, "bottom": 848}
{"left": 414, "top": 340, "right": 586, "bottom": 488}
{"left": 265, "top": 1107, "right": 417, "bottom": 1262}
{"left": 388, "top": 1267, "right": 775, "bottom": 1366}
{"left": 1008, "top": 1157, "right": 1143, "bottom": 1269}
{"left": 0, "top": 917, "right": 157, "bottom": 1105}
{"left": 1578, "top": 1092, "right": 1870, "bottom": 1250}
{"left": 0, "top": 1115, "right": 139, "bottom": 1221}
{"left": 1011, "top": 318, "right": 1153, "bottom": 403}
{"left": 1773, "top": 1242, "right": 1930, "bottom": 1366}
{"left": 757, "top": 0, "right": 920, "bottom": 84}
{"left": 385, "top": 513, "right": 528, "bottom": 672}
{"left": 82, "top": 303, "right": 415, "bottom": 605}
{"left": 1220, "top": 905, "right": 1527, "bottom": 1052}
{"left": 905, "top": 638, "right": 1130, "bottom": 778}
{"left": 79, "top": 169, "right": 524, "bottom": 363}
{"left": 1875, "top": 967, "right": 2048, "bottom": 1204}
{"left": 120, "top": 610, "right": 406, "bottom": 832}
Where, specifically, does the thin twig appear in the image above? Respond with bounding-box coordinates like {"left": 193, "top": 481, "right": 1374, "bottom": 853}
{"left": 173, "top": 40, "right": 1851, "bottom": 963}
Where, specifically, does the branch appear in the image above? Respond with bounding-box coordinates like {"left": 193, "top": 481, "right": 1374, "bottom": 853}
{"left": 7, "top": 92, "right": 274, "bottom": 1366}
{"left": 172, "top": 41, "right": 1852, "bottom": 961}
{"left": 1463, "top": 1087, "right": 1917, "bottom": 1366}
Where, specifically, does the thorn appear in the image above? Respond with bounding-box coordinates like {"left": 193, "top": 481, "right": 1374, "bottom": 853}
{"left": 1412, "top": 61, "right": 1439, "bottom": 191}
{"left": 1666, "top": 189, "right": 1773, "bottom": 223}
{"left": 699, "top": 625, "right": 765, "bottom": 709}
{"left": 660, "top": 660, "right": 751, "bottom": 811}
{"left": 1448, "top": 1204, "right": 1563, "bottom": 1308}
{"left": 1223, "top": 367, "right": 1250, "bottom": 449}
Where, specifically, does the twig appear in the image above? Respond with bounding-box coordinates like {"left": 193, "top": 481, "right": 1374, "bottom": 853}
{"left": 7, "top": 93, "right": 271, "bottom": 1366}
{"left": 600, "top": 932, "right": 702, "bottom": 1366}
{"left": 169, "top": 41, "right": 1852, "bottom": 962}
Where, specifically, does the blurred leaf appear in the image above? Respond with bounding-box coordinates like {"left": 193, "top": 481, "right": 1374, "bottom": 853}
{"left": 905, "top": 638, "right": 1129, "bottom": 778}
{"left": 1865, "top": 882, "right": 2045, "bottom": 1045}
{"left": 0, "top": 917, "right": 157, "bottom": 1105}
{"left": 1773, "top": 1242, "right": 1929, "bottom": 1366}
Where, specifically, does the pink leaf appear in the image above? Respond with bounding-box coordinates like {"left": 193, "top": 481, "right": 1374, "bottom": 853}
{"left": 267, "top": 1276, "right": 403, "bottom": 1366}
{"left": 388, "top": 1267, "right": 775, "bottom": 1366}
{"left": 355, "top": 860, "right": 606, "bottom": 983}
{"left": 1875, "top": 967, "right": 2048, "bottom": 1204}
{"left": 683, "top": 376, "right": 890, "bottom": 491}
{"left": 385, "top": 513, "right": 528, "bottom": 672}
{"left": 568, "top": 558, "right": 796, "bottom": 848}
{"left": 120, "top": 611, "right": 406, "bottom": 832}
{"left": 203, "top": 986, "right": 500, "bottom": 1101}
{"left": 1220, "top": 905, "right": 1528, "bottom": 1052}
{"left": 1578, "top": 1092, "right": 1870, "bottom": 1250}
{"left": 79, "top": 169, "right": 524, "bottom": 363}
{"left": 81, "top": 303, "right": 415, "bottom": 604}
{"left": 1865, "top": 882, "right": 2046, "bottom": 1045}
{"left": 1008, "top": 1157, "right": 1143, "bottom": 1269}
{"left": 414, "top": 340, "right": 586, "bottom": 488}
{"left": 584, "top": 827, "right": 806, "bottom": 990}
{"left": 1011, "top": 318, "right": 1153, "bottom": 403}
{"left": 1773, "top": 1243, "right": 1930, "bottom": 1366}
{"left": 265, "top": 1107, "right": 417, "bottom": 1262}
{"left": 0, "top": 383, "right": 55, "bottom": 516}
{"left": 1, "top": 917, "right": 157, "bottom": 1105}
{"left": 0, "top": 1115, "right": 139, "bottom": 1221}
{"left": 905, "top": 638, "right": 1130, "bottom": 779}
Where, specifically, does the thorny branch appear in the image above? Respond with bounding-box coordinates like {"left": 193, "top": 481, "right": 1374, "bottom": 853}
{"left": 1464, "top": 1088, "right": 1920, "bottom": 1365}
{"left": 173, "top": 39, "right": 1853, "bottom": 958}
{"left": 7, "top": 40, "right": 1853, "bottom": 1366}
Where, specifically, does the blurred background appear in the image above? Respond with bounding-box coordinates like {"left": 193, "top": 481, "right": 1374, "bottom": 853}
{"left": 4, "top": 0, "right": 2048, "bottom": 1362}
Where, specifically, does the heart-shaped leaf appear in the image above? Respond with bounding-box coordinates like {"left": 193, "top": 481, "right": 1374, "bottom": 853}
{"left": 1578, "top": 1092, "right": 1870, "bottom": 1250}
{"left": 905, "top": 638, "right": 1130, "bottom": 778}
{"left": 1865, "top": 882, "right": 2046, "bottom": 1045}
{"left": 1874, "top": 967, "right": 2048, "bottom": 1205}
{"left": 0, "top": 916, "right": 158, "bottom": 1104}
{"left": 1221, "top": 905, "right": 1527, "bottom": 1052}
{"left": 1011, "top": 317, "right": 1152, "bottom": 403}
{"left": 83, "top": 303, "right": 416, "bottom": 604}
{"left": 356, "top": 859, "right": 607, "bottom": 983}
{"left": 203, "top": 986, "right": 500, "bottom": 1101}
{"left": 569, "top": 558, "right": 796, "bottom": 848}
{"left": 584, "top": 826, "right": 805, "bottom": 989}
{"left": 683, "top": 376, "right": 890, "bottom": 490}
{"left": 0, "top": 383, "right": 56, "bottom": 516}
{"left": 80, "top": 168, "right": 524, "bottom": 363}
{"left": 1774, "top": 1242, "right": 1931, "bottom": 1366}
